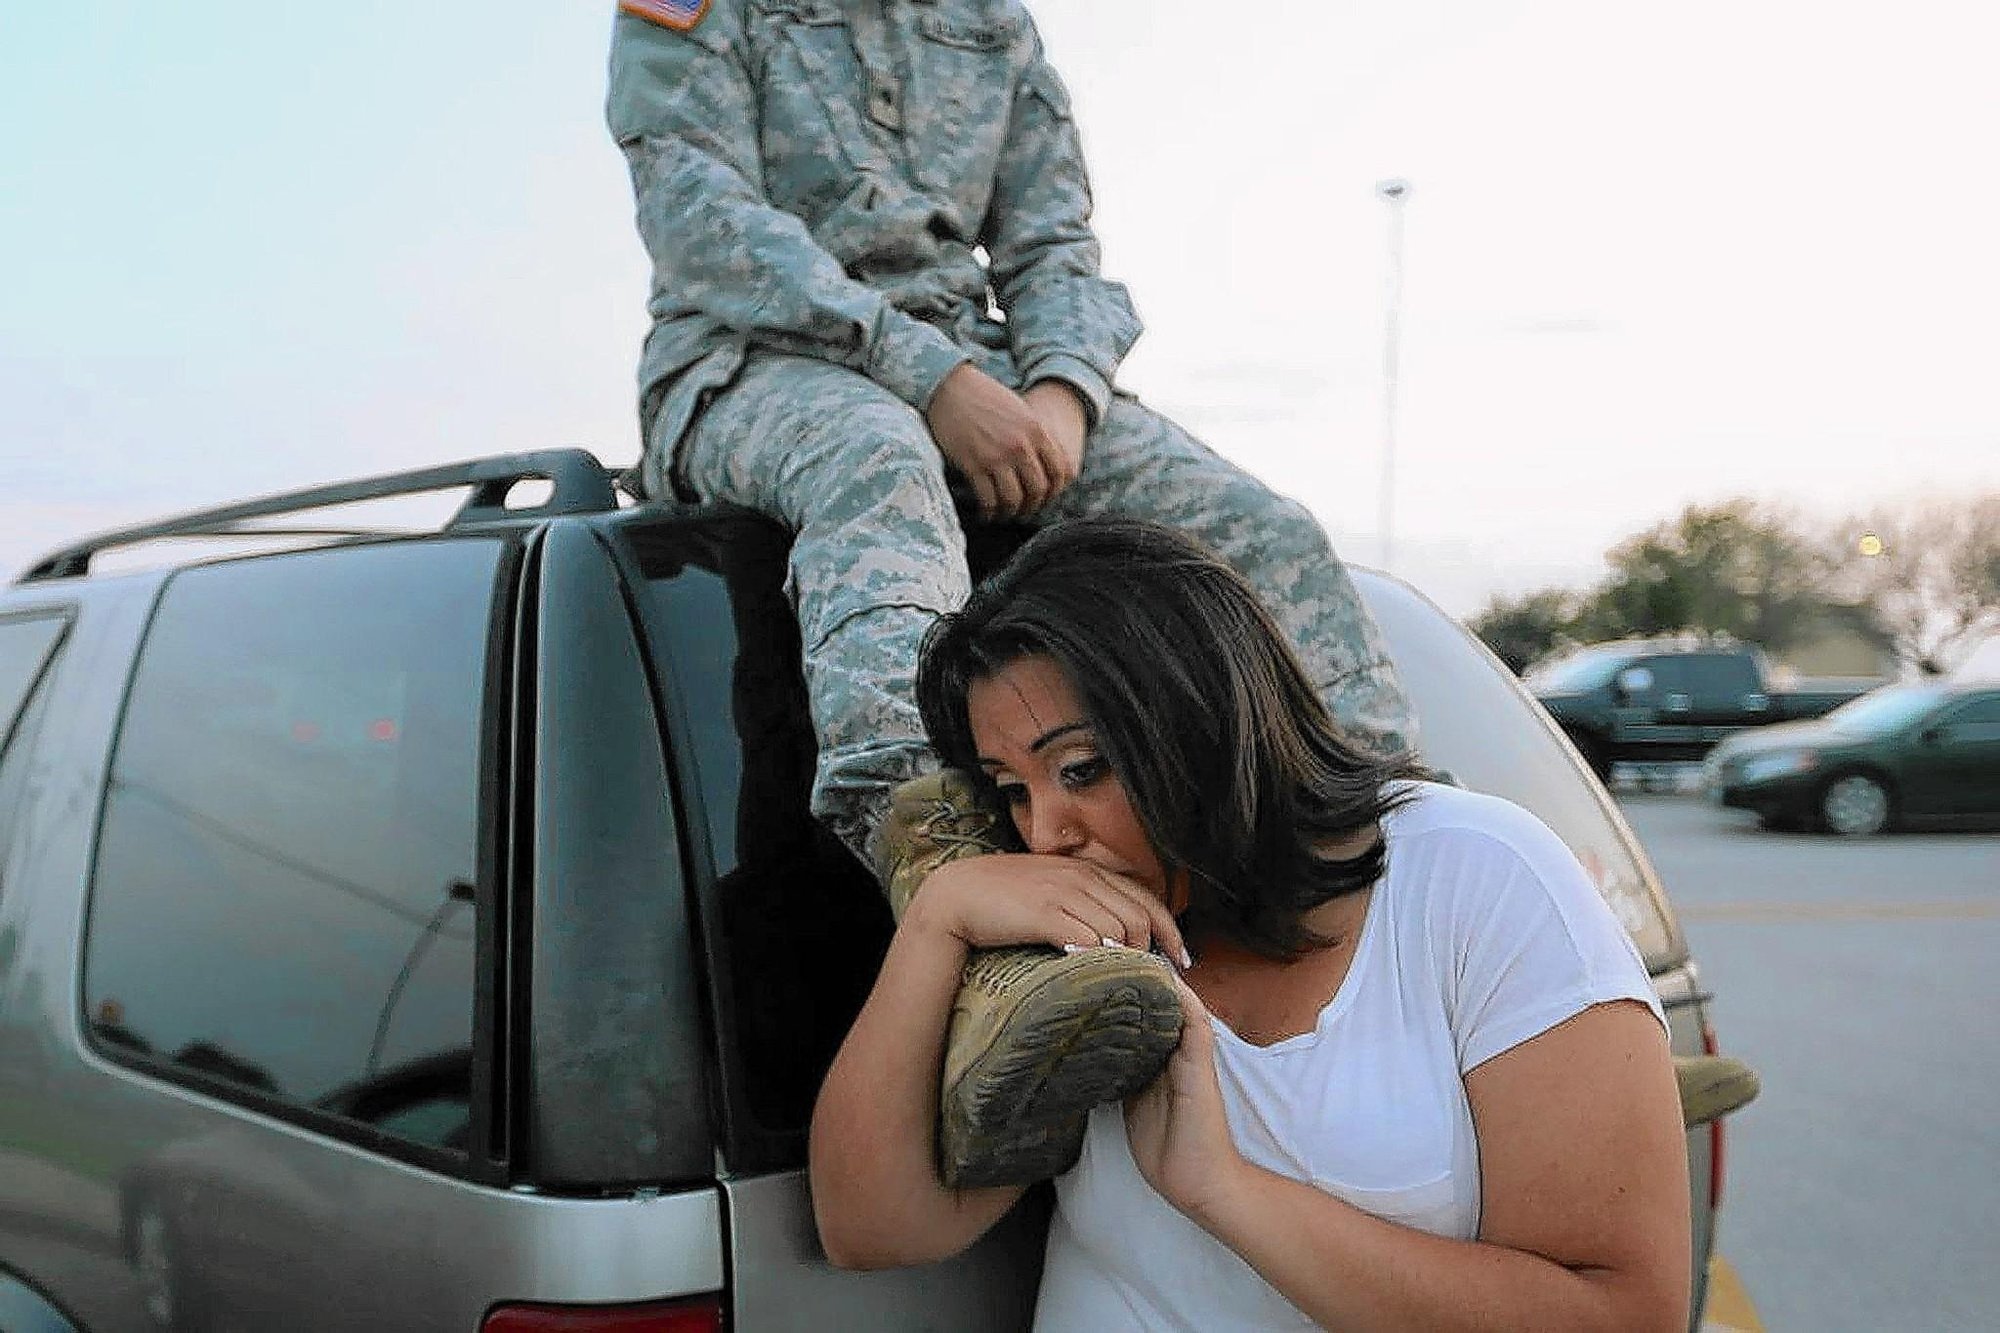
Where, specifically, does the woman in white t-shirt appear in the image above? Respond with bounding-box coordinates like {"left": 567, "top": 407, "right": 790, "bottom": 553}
{"left": 811, "top": 519, "right": 1691, "bottom": 1331}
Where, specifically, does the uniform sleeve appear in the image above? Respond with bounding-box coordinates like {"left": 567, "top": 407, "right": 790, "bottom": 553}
{"left": 980, "top": 34, "right": 1141, "bottom": 427}
{"left": 607, "top": 11, "right": 968, "bottom": 409}
{"left": 1433, "top": 812, "right": 1667, "bottom": 1075}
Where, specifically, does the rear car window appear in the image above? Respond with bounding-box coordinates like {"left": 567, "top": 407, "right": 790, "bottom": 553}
{"left": 1942, "top": 692, "right": 2000, "bottom": 738}
{"left": 627, "top": 516, "right": 892, "bottom": 1175}
{"left": 0, "top": 617, "right": 70, "bottom": 901}
{"left": 0, "top": 615, "right": 68, "bottom": 755}
{"left": 1694, "top": 652, "right": 1762, "bottom": 698}
{"left": 1524, "top": 647, "right": 1626, "bottom": 693}
{"left": 1634, "top": 655, "right": 1690, "bottom": 698}
{"left": 83, "top": 541, "right": 502, "bottom": 1157}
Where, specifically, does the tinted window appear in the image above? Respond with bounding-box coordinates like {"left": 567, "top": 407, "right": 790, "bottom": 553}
{"left": 1940, "top": 693, "right": 2000, "bottom": 741}
{"left": 1686, "top": 652, "right": 1759, "bottom": 698}
{"left": 0, "top": 616, "right": 67, "bottom": 756}
{"left": 84, "top": 541, "right": 502, "bottom": 1155}
{"left": 1626, "top": 656, "right": 1689, "bottom": 700}
{"left": 0, "top": 618, "right": 67, "bottom": 920}
{"left": 1525, "top": 647, "right": 1629, "bottom": 693}
{"left": 630, "top": 516, "right": 892, "bottom": 1174}
{"left": 1826, "top": 682, "right": 1950, "bottom": 735}
{"left": 0, "top": 642, "right": 64, "bottom": 915}
{"left": 1946, "top": 694, "right": 2000, "bottom": 725}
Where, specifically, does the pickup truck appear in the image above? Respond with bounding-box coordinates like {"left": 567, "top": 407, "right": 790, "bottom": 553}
{"left": 1526, "top": 638, "right": 1880, "bottom": 778}
{"left": 0, "top": 452, "right": 1731, "bottom": 1331}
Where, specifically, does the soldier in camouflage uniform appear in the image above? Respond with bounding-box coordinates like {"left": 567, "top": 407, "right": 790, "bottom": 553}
{"left": 606, "top": 0, "right": 1421, "bottom": 1186}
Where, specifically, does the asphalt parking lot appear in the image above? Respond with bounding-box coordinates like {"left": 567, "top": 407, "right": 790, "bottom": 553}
{"left": 1616, "top": 790, "right": 2000, "bottom": 1333}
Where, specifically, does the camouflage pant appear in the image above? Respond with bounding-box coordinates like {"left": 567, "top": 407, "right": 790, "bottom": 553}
{"left": 666, "top": 351, "right": 1416, "bottom": 862}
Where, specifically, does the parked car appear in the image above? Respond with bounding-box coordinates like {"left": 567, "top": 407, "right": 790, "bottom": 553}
{"left": 1528, "top": 638, "right": 1879, "bottom": 778}
{"left": 1704, "top": 679, "right": 2000, "bottom": 834}
{"left": 1, "top": 451, "right": 1735, "bottom": 1331}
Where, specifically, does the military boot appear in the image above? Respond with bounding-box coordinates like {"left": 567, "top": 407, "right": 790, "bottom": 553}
{"left": 1674, "top": 1053, "right": 1760, "bottom": 1127}
{"left": 878, "top": 770, "right": 1185, "bottom": 1189}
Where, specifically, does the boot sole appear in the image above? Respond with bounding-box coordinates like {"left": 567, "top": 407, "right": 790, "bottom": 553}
{"left": 939, "top": 951, "right": 1184, "bottom": 1189}
{"left": 1680, "top": 1065, "right": 1761, "bottom": 1127}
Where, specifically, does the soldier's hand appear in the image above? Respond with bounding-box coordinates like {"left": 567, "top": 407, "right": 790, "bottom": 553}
{"left": 1022, "top": 380, "right": 1089, "bottom": 485}
{"left": 925, "top": 364, "right": 1071, "bottom": 521}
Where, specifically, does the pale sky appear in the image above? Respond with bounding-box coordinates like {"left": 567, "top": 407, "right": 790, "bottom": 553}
{"left": 4, "top": 0, "right": 1997, "bottom": 614}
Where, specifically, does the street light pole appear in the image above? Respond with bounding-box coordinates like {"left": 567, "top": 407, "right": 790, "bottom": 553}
{"left": 1375, "top": 178, "right": 1411, "bottom": 573}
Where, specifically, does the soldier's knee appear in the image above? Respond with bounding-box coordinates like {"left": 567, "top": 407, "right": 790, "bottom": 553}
{"left": 788, "top": 407, "right": 956, "bottom": 526}
{"left": 796, "top": 396, "right": 932, "bottom": 465}
{"left": 791, "top": 393, "right": 938, "bottom": 472}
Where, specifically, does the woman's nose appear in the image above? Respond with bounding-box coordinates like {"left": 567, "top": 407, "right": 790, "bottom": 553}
{"left": 1024, "top": 796, "right": 1084, "bottom": 855}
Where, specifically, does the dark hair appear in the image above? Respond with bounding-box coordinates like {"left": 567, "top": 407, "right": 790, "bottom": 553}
{"left": 916, "top": 519, "right": 1425, "bottom": 960}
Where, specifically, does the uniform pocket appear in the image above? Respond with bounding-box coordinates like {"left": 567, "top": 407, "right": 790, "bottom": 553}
{"left": 1020, "top": 61, "right": 1073, "bottom": 120}
{"left": 748, "top": 2, "right": 869, "bottom": 209}
{"left": 906, "top": 15, "right": 1020, "bottom": 192}
{"left": 917, "top": 13, "right": 1020, "bottom": 52}
{"left": 751, "top": 0, "right": 843, "bottom": 22}
{"left": 1311, "top": 1170, "right": 1462, "bottom": 1234}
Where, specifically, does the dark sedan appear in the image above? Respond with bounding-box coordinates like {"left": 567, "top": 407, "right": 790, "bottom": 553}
{"left": 1704, "top": 680, "right": 2000, "bottom": 834}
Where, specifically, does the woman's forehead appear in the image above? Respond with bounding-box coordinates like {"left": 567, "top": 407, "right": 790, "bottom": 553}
{"left": 966, "top": 655, "right": 1087, "bottom": 748}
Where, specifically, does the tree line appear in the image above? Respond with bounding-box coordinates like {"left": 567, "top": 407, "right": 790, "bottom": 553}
{"left": 1470, "top": 495, "right": 2000, "bottom": 677}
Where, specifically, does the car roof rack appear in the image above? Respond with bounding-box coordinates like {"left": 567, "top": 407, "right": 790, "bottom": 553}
{"left": 18, "top": 448, "right": 621, "bottom": 584}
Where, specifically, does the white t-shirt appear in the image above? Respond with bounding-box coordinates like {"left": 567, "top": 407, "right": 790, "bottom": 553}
{"left": 1032, "top": 782, "right": 1666, "bottom": 1332}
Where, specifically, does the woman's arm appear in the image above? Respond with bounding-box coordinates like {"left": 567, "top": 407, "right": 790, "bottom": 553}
{"left": 809, "top": 899, "right": 1024, "bottom": 1269}
{"left": 1129, "top": 993, "right": 1691, "bottom": 1332}
{"left": 811, "top": 853, "right": 1186, "bottom": 1269}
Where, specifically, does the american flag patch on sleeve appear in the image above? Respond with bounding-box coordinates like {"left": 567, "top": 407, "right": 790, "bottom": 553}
{"left": 620, "top": 0, "right": 712, "bottom": 31}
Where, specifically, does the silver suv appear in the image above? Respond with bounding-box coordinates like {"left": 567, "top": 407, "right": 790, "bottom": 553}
{"left": 0, "top": 452, "right": 1730, "bottom": 1330}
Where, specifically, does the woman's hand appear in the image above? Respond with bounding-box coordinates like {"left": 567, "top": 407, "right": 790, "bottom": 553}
{"left": 1124, "top": 976, "right": 1250, "bottom": 1226}
{"left": 904, "top": 852, "right": 1190, "bottom": 964}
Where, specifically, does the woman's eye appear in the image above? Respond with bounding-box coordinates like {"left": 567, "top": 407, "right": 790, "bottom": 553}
{"left": 995, "top": 783, "right": 1030, "bottom": 807}
{"left": 1059, "top": 756, "right": 1108, "bottom": 790}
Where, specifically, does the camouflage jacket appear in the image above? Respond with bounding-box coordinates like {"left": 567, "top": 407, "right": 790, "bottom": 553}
{"left": 606, "top": 0, "right": 1142, "bottom": 456}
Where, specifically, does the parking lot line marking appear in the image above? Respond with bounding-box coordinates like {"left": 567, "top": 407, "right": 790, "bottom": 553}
{"left": 1679, "top": 901, "right": 2000, "bottom": 923}
{"left": 1701, "top": 1254, "right": 1764, "bottom": 1332}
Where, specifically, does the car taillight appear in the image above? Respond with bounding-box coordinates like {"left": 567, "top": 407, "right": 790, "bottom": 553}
{"left": 1702, "top": 1021, "right": 1727, "bottom": 1210}
{"left": 482, "top": 1296, "right": 725, "bottom": 1332}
